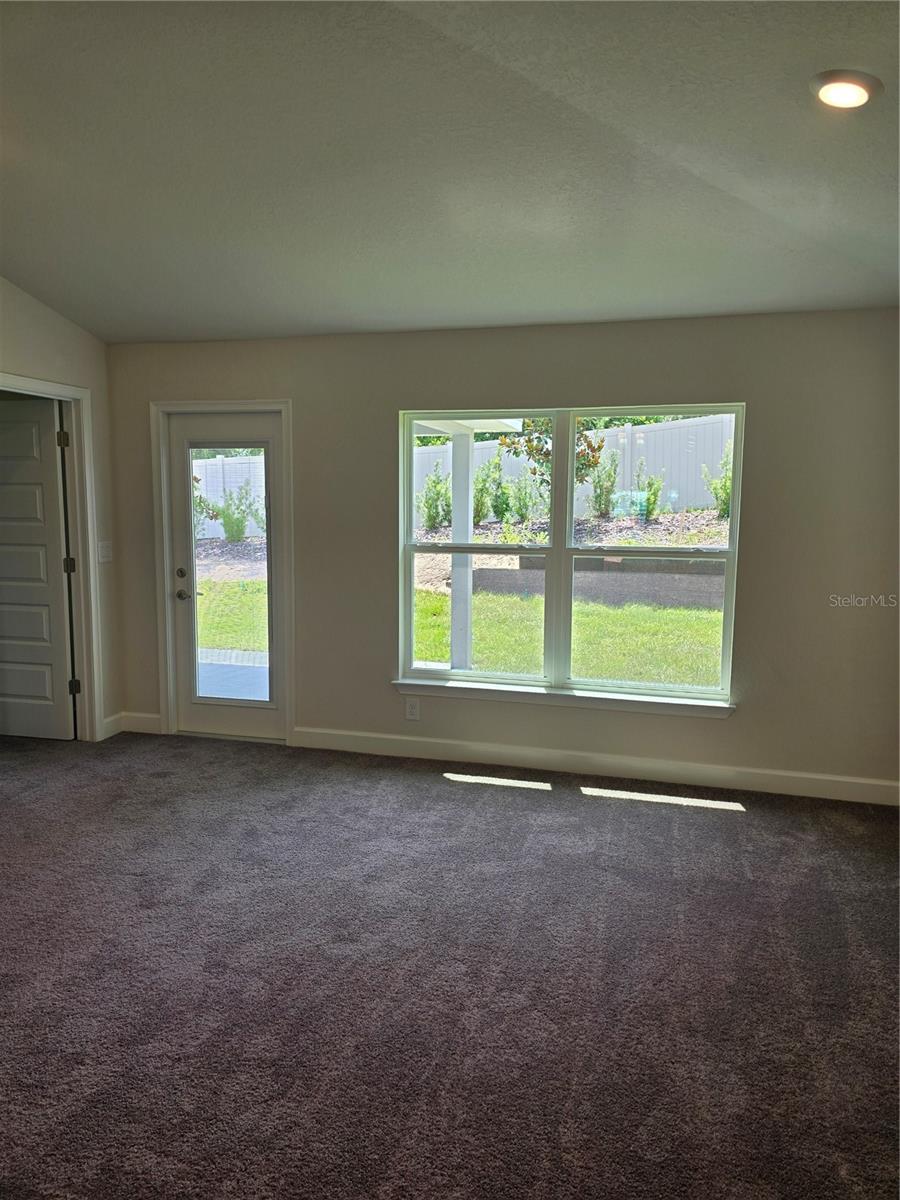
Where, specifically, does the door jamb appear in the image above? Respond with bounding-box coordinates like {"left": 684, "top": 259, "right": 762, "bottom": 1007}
{"left": 149, "top": 400, "right": 295, "bottom": 738}
{"left": 0, "top": 371, "right": 104, "bottom": 741}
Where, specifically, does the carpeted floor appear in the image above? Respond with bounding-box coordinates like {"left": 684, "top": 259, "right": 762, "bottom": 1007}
{"left": 1, "top": 734, "right": 897, "bottom": 1199}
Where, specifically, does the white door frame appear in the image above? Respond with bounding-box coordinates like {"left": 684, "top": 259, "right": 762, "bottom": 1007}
{"left": 149, "top": 399, "right": 295, "bottom": 738}
{"left": 0, "top": 370, "right": 104, "bottom": 741}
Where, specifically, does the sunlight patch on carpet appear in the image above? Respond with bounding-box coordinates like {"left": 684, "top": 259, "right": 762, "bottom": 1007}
{"left": 580, "top": 785, "right": 745, "bottom": 811}
{"left": 444, "top": 772, "right": 552, "bottom": 791}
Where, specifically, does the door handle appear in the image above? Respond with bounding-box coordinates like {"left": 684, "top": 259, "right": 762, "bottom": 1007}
{"left": 176, "top": 589, "right": 191, "bottom": 600}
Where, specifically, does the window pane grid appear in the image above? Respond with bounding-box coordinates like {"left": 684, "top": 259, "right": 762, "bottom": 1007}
{"left": 411, "top": 550, "right": 547, "bottom": 680}
{"left": 570, "top": 412, "right": 736, "bottom": 551}
{"left": 410, "top": 414, "right": 554, "bottom": 549}
{"left": 544, "top": 411, "right": 574, "bottom": 688}
{"left": 409, "top": 542, "right": 551, "bottom": 555}
{"left": 402, "top": 407, "right": 742, "bottom": 701}
{"left": 569, "top": 555, "right": 727, "bottom": 692}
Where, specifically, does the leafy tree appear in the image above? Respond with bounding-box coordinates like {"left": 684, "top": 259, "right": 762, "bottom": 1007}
{"left": 579, "top": 414, "right": 686, "bottom": 432}
{"left": 499, "top": 418, "right": 604, "bottom": 489}
{"left": 192, "top": 476, "right": 219, "bottom": 541}
{"left": 415, "top": 432, "right": 508, "bottom": 447}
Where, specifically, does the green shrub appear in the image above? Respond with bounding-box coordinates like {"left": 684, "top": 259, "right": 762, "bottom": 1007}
{"left": 645, "top": 474, "right": 664, "bottom": 521}
{"left": 486, "top": 453, "right": 511, "bottom": 522}
{"left": 633, "top": 457, "right": 664, "bottom": 522}
{"left": 220, "top": 480, "right": 264, "bottom": 542}
{"left": 473, "top": 461, "right": 492, "bottom": 525}
{"left": 496, "top": 518, "right": 549, "bottom": 546}
{"left": 418, "top": 463, "right": 452, "bottom": 531}
{"left": 588, "top": 449, "right": 620, "bottom": 520}
{"left": 702, "top": 440, "right": 733, "bottom": 519}
{"left": 509, "top": 472, "right": 536, "bottom": 525}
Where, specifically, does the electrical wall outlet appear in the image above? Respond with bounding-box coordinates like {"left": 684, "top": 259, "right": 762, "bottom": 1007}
{"left": 404, "top": 696, "right": 420, "bottom": 721}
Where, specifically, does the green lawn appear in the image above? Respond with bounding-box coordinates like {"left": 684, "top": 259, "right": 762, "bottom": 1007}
{"left": 196, "top": 580, "right": 269, "bottom": 652}
{"left": 197, "top": 580, "right": 722, "bottom": 689}
{"left": 414, "top": 589, "right": 722, "bottom": 687}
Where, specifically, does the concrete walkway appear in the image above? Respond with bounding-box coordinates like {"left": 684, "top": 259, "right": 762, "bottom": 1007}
{"left": 197, "top": 649, "right": 269, "bottom": 701}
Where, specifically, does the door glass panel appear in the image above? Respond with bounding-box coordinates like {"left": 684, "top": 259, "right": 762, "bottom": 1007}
{"left": 191, "top": 447, "right": 270, "bottom": 701}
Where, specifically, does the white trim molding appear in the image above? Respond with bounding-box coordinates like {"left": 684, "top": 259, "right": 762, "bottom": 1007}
{"left": 394, "top": 678, "right": 734, "bottom": 717}
{"left": 100, "top": 712, "right": 163, "bottom": 739}
{"left": 399, "top": 404, "right": 745, "bottom": 706}
{"left": 148, "top": 399, "right": 296, "bottom": 738}
{"left": 289, "top": 725, "right": 899, "bottom": 807}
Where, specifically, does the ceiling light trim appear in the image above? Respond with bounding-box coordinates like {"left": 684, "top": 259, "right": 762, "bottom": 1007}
{"left": 810, "top": 69, "right": 884, "bottom": 109}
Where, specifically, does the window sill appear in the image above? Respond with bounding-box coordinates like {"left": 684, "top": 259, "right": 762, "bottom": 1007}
{"left": 392, "top": 678, "right": 735, "bottom": 718}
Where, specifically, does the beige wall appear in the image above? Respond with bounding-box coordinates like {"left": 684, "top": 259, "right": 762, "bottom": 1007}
{"left": 0, "top": 276, "right": 122, "bottom": 719}
{"left": 108, "top": 308, "right": 899, "bottom": 790}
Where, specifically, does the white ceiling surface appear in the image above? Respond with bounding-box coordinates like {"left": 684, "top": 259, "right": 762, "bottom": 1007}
{"left": 0, "top": 2, "right": 896, "bottom": 343}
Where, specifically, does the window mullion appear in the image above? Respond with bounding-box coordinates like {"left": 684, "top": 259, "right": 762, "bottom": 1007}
{"left": 400, "top": 544, "right": 413, "bottom": 677}
{"left": 544, "top": 411, "right": 574, "bottom": 687}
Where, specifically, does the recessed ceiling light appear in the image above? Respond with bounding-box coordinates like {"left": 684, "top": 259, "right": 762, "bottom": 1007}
{"left": 811, "top": 69, "right": 884, "bottom": 109}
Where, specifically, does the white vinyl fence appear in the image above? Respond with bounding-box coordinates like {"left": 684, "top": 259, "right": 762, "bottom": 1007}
{"left": 192, "top": 414, "right": 735, "bottom": 540}
{"left": 192, "top": 455, "right": 266, "bottom": 540}
{"left": 414, "top": 413, "right": 734, "bottom": 518}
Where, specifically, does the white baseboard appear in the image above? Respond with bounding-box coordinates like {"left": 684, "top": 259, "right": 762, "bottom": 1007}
{"left": 289, "top": 725, "right": 899, "bottom": 807}
{"left": 99, "top": 711, "right": 162, "bottom": 739}
{"left": 98, "top": 712, "right": 122, "bottom": 740}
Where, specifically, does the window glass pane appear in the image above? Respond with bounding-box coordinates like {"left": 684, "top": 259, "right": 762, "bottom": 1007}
{"left": 413, "top": 552, "right": 546, "bottom": 677}
{"left": 572, "top": 413, "right": 734, "bottom": 548}
{"left": 571, "top": 556, "right": 726, "bottom": 690}
{"left": 191, "top": 448, "right": 270, "bottom": 702}
{"left": 412, "top": 416, "right": 552, "bottom": 546}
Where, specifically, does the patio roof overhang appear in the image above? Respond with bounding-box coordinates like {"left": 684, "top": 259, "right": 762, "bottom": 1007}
{"left": 413, "top": 417, "right": 523, "bottom": 436}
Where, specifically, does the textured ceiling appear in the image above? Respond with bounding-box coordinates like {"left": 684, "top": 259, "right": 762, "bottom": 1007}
{"left": 0, "top": 1, "right": 896, "bottom": 342}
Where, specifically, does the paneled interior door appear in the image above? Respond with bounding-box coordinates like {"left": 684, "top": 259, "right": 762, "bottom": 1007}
{"left": 0, "top": 393, "right": 75, "bottom": 739}
{"left": 168, "top": 412, "right": 285, "bottom": 740}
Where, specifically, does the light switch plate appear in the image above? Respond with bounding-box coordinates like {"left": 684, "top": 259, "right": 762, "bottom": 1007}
{"left": 98, "top": 541, "right": 113, "bottom": 563}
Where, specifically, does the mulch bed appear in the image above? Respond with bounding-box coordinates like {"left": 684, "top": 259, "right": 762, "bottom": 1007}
{"left": 195, "top": 537, "right": 268, "bottom": 564}
{"left": 413, "top": 509, "right": 728, "bottom": 547}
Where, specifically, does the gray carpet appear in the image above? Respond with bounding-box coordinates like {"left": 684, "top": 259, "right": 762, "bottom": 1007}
{"left": 1, "top": 733, "right": 896, "bottom": 1199}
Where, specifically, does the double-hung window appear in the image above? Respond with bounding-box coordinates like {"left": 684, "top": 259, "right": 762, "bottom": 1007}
{"left": 399, "top": 407, "right": 743, "bottom": 707}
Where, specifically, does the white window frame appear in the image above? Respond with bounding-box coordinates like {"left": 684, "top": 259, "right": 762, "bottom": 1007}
{"left": 397, "top": 404, "right": 744, "bottom": 711}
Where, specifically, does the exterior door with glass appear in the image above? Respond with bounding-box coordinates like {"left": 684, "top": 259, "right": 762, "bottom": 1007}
{"left": 168, "top": 412, "right": 285, "bottom": 739}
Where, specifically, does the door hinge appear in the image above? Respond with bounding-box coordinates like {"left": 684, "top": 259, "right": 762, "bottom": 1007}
{"left": 56, "top": 430, "right": 70, "bottom": 448}
{"left": 68, "top": 678, "right": 81, "bottom": 696}
{"left": 63, "top": 556, "right": 76, "bottom": 574}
